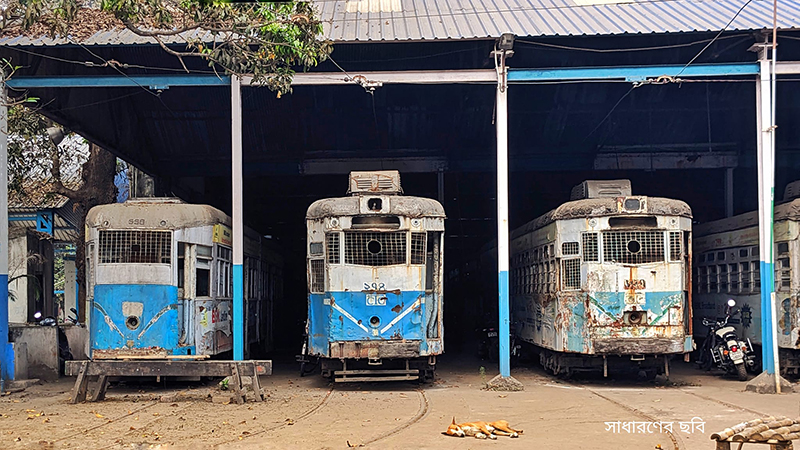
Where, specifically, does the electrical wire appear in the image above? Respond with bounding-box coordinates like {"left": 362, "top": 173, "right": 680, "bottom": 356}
{"left": 580, "top": 85, "right": 636, "bottom": 143}
{"left": 675, "top": 0, "right": 754, "bottom": 77}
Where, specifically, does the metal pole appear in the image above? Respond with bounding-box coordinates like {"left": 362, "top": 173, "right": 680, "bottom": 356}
{"left": 0, "top": 83, "right": 10, "bottom": 389}
{"left": 770, "top": 4, "right": 781, "bottom": 393}
{"left": 496, "top": 51, "right": 511, "bottom": 378}
{"left": 757, "top": 50, "right": 777, "bottom": 381}
{"left": 231, "top": 75, "right": 244, "bottom": 361}
{"left": 725, "top": 168, "right": 734, "bottom": 218}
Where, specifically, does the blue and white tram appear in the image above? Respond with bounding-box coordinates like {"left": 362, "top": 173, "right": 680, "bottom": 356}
{"left": 510, "top": 180, "right": 693, "bottom": 377}
{"left": 693, "top": 181, "right": 800, "bottom": 375}
{"left": 85, "top": 198, "right": 282, "bottom": 359}
{"left": 304, "top": 171, "right": 445, "bottom": 382}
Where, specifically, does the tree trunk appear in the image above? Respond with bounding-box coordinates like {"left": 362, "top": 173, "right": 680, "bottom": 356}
{"left": 52, "top": 143, "right": 117, "bottom": 323}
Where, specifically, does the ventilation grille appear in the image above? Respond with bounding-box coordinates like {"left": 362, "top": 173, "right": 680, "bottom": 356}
{"left": 326, "top": 233, "right": 340, "bottom": 264}
{"left": 602, "top": 231, "right": 664, "bottom": 264}
{"left": 345, "top": 231, "right": 407, "bottom": 266}
{"left": 347, "top": 171, "right": 403, "bottom": 195}
{"left": 99, "top": 230, "right": 170, "bottom": 264}
{"left": 310, "top": 260, "right": 324, "bottom": 293}
{"left": 570, "top": 179, "right": 632, "bottom": 200}
{"left": 411, "top": 232, "right": 426, "bottom": 265}
{"left": 562, "top": 259, "right": 581, "bottom": 290}
{"left": 582, "top": 233, "right": 599, "bottom": 262}
{"left": 562, "top": 242, "right": 579, "bottom": 256}
{"left": 669, "top": 231, "right": 682, "bottom": 261}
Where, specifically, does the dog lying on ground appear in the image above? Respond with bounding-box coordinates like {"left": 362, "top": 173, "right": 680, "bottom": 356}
{"left": 443, "top": 418, "right": 523, "bottom": 439}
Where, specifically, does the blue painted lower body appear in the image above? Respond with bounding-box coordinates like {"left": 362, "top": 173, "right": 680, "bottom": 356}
{"left": 760, "top": 261, "right": 775, "bottom": 374}
{"left": 233, "top": 264, "right": 243, "bottom": 361}
{"left": 498, "top": 271, "right": 510, "bottom": 377}
{"left": 91, "top": 284, "right": 180, "bottom": 356}
{"left": 0, "top": 274, "right": 12, "bottom": 384}
{"left": 308, "top": 290, "right": 439, "bottom": 357}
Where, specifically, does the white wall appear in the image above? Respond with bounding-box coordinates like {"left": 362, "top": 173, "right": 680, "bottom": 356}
{"left": 8, "top": 232, "right": 28, "bottom": 323}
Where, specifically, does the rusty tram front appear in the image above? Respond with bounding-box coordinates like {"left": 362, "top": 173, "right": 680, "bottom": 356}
{"left": 510, "top": 180, "right": 693, "bottom": 377}
{"left": 304, "top": 171, "right": 445, "bottom": 382}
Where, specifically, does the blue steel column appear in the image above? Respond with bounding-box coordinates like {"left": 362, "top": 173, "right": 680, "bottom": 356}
{"left": 231, "top": 76, "right": 244, "bottom": 361}
{"left": 756, "top": 49, "right": 779, "bottom": 384}
{"left": 496, "top": 54, "right": 511, "bottom": 378}
{"left": 0, "top": 84, "right": 11, "bottom": 388}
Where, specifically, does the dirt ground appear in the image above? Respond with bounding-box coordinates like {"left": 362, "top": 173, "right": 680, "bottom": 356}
{"left": 1, "top": 353, "right": 798, "bottom": 450}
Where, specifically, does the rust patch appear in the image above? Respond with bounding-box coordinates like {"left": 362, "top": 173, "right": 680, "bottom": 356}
{"left": 391, "top": 304, "right": 403, "bottom": 313}
{"left": 339, "top": 315, "right": 343, "bottom": 323}
{"left": 92, "top": 348, "right": 167, "bottom": 359}
{"left": 361, "top": 289, "right": 402, "bottom": 295}
{"left": 357, "top": 319, "right": 362, "bottom": 325}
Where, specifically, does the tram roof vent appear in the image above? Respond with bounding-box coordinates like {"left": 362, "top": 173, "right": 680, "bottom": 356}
{"left": 570, "top": 180, "right": 632, "bottom": 200}
{"left": 784, "top": 180, "right": 800, "bottom": 202}
{"left": 347, "top": 171, "right": 403, "bottom": 196}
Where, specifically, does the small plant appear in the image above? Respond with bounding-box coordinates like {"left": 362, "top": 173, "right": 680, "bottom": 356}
{"left": 219, "top": 378, "right": 229, "bottom": 391}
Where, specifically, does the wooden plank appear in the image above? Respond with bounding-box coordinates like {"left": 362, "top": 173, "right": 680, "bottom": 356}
{"left": 90, "top": 376, "right": 109, "bottom": 402}
{"left": 230, "top": 363, "right": 245, "bottom": 405}
{"left": 250, "top": 362, "right": 264, "bottom": 402}
{"left": 70, "top": 362, "right": 90, "bottom": 404}
{"left": 65, "top": 360, "right": 272, "bottom": 377}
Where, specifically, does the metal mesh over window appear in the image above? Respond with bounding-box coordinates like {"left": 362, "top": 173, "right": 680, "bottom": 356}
{"left": 310, "top": 259, "right": 324, "bottom": 293}
{"left": 582, "top": 233, "right": 599, "bottom": 262}
{"left": 669, "top": 231, "right": 682, "bottom": 261}
{"left": 602, "top": 231, "right": 664, "bottom": 264}
{"left": 411, "top": 232, "right": 426, "bottom": 265}
{"left": 99, "top": 230, "right": 171, "bottom": 264}
{"left": 562, "top": 259, "right": 581, "bottom": 290}
{"left": 326, "top": 233, "right": 340, "bottom": 264}
{"left": 345, "top": 231, "right": 407, "bottom": 266}
{"left": 562, "top": 242, "right": 579, "bottom": 256}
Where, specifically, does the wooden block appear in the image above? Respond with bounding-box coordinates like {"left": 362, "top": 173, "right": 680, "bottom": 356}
{"left": 70, "top": 361, "right": 90, "bottom": 404}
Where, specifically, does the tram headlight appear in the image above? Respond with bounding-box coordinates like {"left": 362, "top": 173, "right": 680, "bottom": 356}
{"left": 623, "top": 198, "right": 641, "bottom": 211}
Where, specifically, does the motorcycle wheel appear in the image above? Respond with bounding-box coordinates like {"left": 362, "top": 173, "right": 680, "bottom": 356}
{"left": 735, "top": 363, "right": 748, "bottom": 381}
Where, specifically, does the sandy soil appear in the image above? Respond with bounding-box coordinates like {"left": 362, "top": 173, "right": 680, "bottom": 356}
{"left": 0, "top": 353, "right": 797, "bottom": 450}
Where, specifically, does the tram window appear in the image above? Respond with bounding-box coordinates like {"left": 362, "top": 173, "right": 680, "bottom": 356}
{"left": 740, "top": 262, "right": 751, "bottom": 290}
{"left": 698, "top": 267, "right": 708, "bottom": 293}
{"left": 707, "top": 253, "right": 715, "bottom": 262}
{"left": 562, "top": 242, "right": 579, "bottom": 256}
{"left": 177, "top": 244, "right": 185, "bottom": 291}
{"left": 739, "top": 249, "right": 749, "bottom": 258}
{"left": 196, "top": 268, "right": 210, "bottom": 297}
{"left": 717, "top": 252, "right": 725, "bottom": 261}
{"left": 411, "top": 233, "right": 426, "bottom": 265}
{"left": 562, "top": 259, "right": 581, "bottom": 290}
{"left": 752, "top": 262, "right": 760, "bottom": 290}
{"left": 729, "top": 264, "right": 739, "bottom": 292}
{"left": 310, "top": 260, "right": 324, "bottom": 293}
{"left": 309, "top": 242, "right": 323, "bottom": 255}
{"left": 777, "top": 242, "right": 790, "bottom": 254}
{"left": 669, "top": 232, "right": 682, "bottom": 261}
{"left": 719, "top": 265, "right": 728, "bottom": 292}
{"left": 582, "top": 233, "right": 598, "bottom": 262}
{"left": 777, "top": 257, "right": 791, "bottom": 291}
{"left": 751, "top": 246, "right": 759, "bottom": 258}
{"left": 327, "top": 233, "right": 340, "bottom": 264}
{"left": 544, "top": 262, "right": 550, "bottom": 293}
{"left": 709, "top": 266, "right": 718, "bottom": 292}
{"left": 699, "top": 254, "right": 705, "bottom": 263}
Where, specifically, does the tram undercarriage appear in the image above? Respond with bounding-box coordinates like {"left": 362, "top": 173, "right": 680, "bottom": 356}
{"left": 538, "top": 347, "right": 672, "bottom": 379}
{"left": 320, "top": 356, "right": 436, "bottom": 383}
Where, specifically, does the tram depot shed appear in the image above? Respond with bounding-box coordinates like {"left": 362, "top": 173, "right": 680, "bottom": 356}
{"left": 2, "top": 0, "right": 800, "bottom": 387}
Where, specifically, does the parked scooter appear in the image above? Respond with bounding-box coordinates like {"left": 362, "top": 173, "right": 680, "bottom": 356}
{"left": 477, "top": 324, "right": 521, "bottom": 364}
{"left": 34, "top": 311, "right": 73, "bottom": 375}
{"left": 697, "top": 299, "right": 756, "bottom": 381}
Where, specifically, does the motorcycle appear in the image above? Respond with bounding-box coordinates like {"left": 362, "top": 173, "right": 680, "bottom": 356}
{"left": 697, "top": 299, "right": 756, "bottom": 381}
{"left": 477, "top": 324, "right": 521, "bottom": 364}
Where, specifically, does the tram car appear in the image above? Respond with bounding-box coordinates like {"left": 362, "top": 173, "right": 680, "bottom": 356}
{"left": 85, "top": 198, "right": 283, "bottom": 359}
{"left": 303, "top": 171, "right": 445, "bottom": 382}
{"left": 693, "top": 180, "right": 800, "bottom": 375}
{"left": 510, "top": 180, "right": 693, "bottom": 377}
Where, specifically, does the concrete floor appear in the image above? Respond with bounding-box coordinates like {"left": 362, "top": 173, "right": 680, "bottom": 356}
{"left": 0, "top": 353, "right": 797, "bottom": 450}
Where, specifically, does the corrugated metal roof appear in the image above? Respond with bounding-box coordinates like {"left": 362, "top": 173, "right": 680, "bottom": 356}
{"left": 0, "top": 0, "right": 797, "bottom": 46}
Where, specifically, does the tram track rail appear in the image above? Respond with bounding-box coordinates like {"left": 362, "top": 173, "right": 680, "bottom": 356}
{"left": 53, "top": 400, "right": 160, "bottom": 444}
{"left": 561, "top": 381, "right": 683, "bottom": 450}
{"left": 359, "top": 389, "right": 429, "bottom": 448}
{"left": 679, "top": 389, "right": 769, "bottom": 416}
{"left": 226, "top": 385, "right": 335, "bottom": 444}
